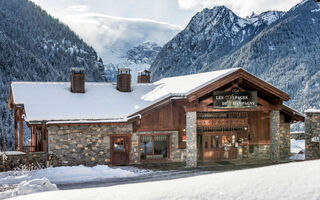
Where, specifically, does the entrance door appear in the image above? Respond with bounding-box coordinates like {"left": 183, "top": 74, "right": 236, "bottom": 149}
{"left": 198, "top": 133, "right": 238, "bottom": 161}
{"left": 110, "top": 135, "right": 130, "bottom": 166}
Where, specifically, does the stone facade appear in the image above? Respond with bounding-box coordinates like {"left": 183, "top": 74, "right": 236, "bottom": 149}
{"left": 270, "top": 110, "right": 280, "bottom": 162}
{"left": 48, "top": 124, "right": 132, "bottom": 166}
{"left": 186, "top": 112, "right": 197, "bottom": 168}
{"left": 0, "top": 152, "right": 47, "bottom": 172}
{"left": 305, "top": 110, "right": 320, "bottom": 160}
{"left": 280, "top": 114, "right": 291, "bottom": 160}
{"left": 136, "top": 131, "right": 186, "bottom": 162}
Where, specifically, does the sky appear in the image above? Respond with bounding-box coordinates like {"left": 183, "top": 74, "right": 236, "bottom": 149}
{"left": 31, "top": 0, "right": 302, "bottom": 27}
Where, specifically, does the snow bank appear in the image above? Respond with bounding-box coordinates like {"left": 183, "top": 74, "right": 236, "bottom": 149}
{"left": 0, "top": 151, "right": 25, "bottom": 155}
{"left": 9, "top": 160, "right": 320, "bottom": 200}
{"left": 0, "top": 178, "right": 57, "bottom": 199}
{"left": 0, "top": 165, "right": 149, "bottom": 185}
{"left": 0, "top": 165, "right": 150, "bottom": 199}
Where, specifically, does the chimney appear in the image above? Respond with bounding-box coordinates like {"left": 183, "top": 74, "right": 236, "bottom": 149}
{"left": 117, "top": 68, "right": 131, "bottom": 92}
{"left": 137, "top": 70, "right": 151, "bottom": 83}
{"left": 70, "top": 67, "right": 85, "bottom": 93}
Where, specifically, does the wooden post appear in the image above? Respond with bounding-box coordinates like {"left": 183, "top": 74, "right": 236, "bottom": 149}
{"left": 31, "top": 126, "right": 36, "bottom": 152}
{"left": 14, "top": 108, "right": 18, "bottom": 150}
{"left": 18, "top": 108, "right": 23, "bottom": 151}
{"left": 41, "top": 123, "right": 45, "bottom": 151}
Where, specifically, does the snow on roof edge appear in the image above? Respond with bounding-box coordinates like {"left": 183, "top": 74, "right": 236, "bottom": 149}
{"left": 305, "top": 109, "right": 320, "bottom": 113}
{"left": 282, "top": 104, "right": 305, "bottom": 117}
{"left": 127, "top": 68, "right": 240, "bottom": 117}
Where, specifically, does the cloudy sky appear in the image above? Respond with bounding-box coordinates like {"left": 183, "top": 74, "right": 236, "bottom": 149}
{"left": 31, "top": 0, "right": 302, "bottom": 27}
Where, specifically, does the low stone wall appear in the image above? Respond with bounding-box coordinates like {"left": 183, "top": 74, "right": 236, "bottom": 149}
{"left": 0, "top": 152, "right": 47, "bottom": 172}
{"left": 48, "top": 124, "right": 133, "bottom": 166}
{"left": 290, "top": 132, "right": 305, "bottom": 140}
{"left": 305, "top": 110, "right": 320, "bottom": 160}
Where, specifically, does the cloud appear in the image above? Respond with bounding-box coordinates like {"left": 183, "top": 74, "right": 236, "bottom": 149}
{"left": 178, "top": 0, "right": 302, "bottom": 17}
{"left": 62, "top": 13, "right": 181, "bottom": 63}
{"left": 65, "top": 5, "right": 88, "bottom": 12}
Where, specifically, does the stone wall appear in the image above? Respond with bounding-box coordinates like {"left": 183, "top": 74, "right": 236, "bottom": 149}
{"left": 0, "top": 152, "right": 47, "bottom": 172}
{"left": 48, "top": 124, "right": 132, "bottom": 166}
{"left": 280, "top": 114, "right": 291, "bottom": 160}
{"left": 136, "top": 131, "right": 186, "bottom": 162}
{"left": 305, "top": 110, "right": 320, "bottom": 160}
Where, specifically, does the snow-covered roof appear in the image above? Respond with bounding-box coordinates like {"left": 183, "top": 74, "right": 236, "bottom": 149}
{"left": 305, "top": 109, "right": 320, "bottom": 113}
{"left": 11, "top": 68, "right": 239, "bottom": 123}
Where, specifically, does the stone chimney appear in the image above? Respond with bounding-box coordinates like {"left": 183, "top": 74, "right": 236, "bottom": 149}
{"left": 70, "top": 67, "right": 85, "bottom": 93}
{"left": 137, "top": 70, "right": 151, "bottom": 83}
{"left": 117, "top": 68, "right": 131, "bottom": 92}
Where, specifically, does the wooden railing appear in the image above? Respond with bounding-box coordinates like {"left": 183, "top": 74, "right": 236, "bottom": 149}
{"left": 22, "top": 145, "right": 36, "bottom": 153}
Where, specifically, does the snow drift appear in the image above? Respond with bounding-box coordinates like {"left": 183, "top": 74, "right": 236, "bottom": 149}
{"left": 8, "top": 160, "right": 320, "bottom": 200}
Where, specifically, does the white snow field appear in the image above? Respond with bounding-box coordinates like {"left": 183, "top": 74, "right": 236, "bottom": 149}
{"left": 0, "top": 165, "right": 150, "bottom": 199}
{"left": 8, "top": 160, "right": 320, "bottom": 200}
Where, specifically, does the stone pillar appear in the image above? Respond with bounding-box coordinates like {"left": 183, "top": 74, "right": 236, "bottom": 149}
{"left": 270, "top": 110, "right": 280, "bottom": 162}
{"left": 305, "top": 110, "right": 320, "bottom": 160}
{"left": 186, "top": 112, "right": 197, "bottom": 168}
{"left": 280, "top": 114, "right": 291, "bottom": 160}
{"left": 130, "top": 133, "right": 139, "bottom": 164}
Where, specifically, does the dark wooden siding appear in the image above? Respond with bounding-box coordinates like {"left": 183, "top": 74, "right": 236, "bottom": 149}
{"left": 133, "top": 103, "right": 186, "bottom": 148}
{"left": 248, "top": 111, "right": 270, "bottom": 144}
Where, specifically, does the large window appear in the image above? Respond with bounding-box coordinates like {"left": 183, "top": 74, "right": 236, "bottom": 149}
{"left": 140, "top": 135, "right": 168, "bottom": 160}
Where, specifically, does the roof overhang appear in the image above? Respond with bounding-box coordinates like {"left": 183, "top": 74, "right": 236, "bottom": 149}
{"left": 281, "top": 105, "right": 305, "bottom": 123}
{"left": 187, "top": 68, "right": 290, "bottom": 103}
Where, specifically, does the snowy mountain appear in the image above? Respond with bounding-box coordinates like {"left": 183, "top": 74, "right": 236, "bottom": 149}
{"left": 103, "top": 42, "right": 162, "bottom": 82}
{"left": 62, "top": 14, "right": 181, "bottom": 81}
{"left": 150, "top": 6, "right": 285, "bottom": 79}
{"left": 150, "top": 0, "right": 320, "bottom": 129}
{"left": 0, "top": 0, "right": 105, "bottom": 149}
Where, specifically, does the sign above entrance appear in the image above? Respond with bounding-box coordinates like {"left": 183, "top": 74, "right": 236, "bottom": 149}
{"left": 213, "top": 88, "right": 257, "bottom": 109}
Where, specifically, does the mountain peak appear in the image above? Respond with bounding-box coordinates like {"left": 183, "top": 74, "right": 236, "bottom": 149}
{"left": 186, "top": 5, "right": 244, "bottom": 34}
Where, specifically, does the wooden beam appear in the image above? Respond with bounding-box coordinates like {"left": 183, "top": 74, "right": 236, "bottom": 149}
{"left": 18, "top": 108, "right": 23, "bottom": 151}
{"left": 31, "top": 126, "right": 36, "bottom": 152}
{"left": 14, "top": 108, "right": 18, "bottom": 150}
{"left": 8, "top": 87, "right": 14, "bottom": 110}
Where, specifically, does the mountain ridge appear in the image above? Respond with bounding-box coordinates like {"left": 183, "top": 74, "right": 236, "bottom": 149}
{"left": 150, "top": 0, "right": 320, "bottom": 130}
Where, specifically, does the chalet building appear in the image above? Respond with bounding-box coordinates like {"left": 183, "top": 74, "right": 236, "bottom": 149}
{"left": 8, "top": 68, "right": 304, "bottom": 167}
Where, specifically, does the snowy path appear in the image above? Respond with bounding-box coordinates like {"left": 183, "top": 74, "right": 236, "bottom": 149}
{"left": 57, "top": 169, "right": 211, "bottom": 190}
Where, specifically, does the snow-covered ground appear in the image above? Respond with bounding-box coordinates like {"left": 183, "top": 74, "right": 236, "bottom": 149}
{"left": 290, "top": 139, "right": 305, "bottom": 160}
{"left": 8, "top": 160, "right": 320, "bottom": 200}
{"left": 0, "top": 165, "right": 151, "bottom": 199}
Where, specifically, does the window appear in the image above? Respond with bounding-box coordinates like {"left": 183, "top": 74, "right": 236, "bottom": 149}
{"left": 114, "top": 138, "right": 125, "bottom": 152}
{"left": 140, "top": 135, "right": 168, "bottom": 160}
